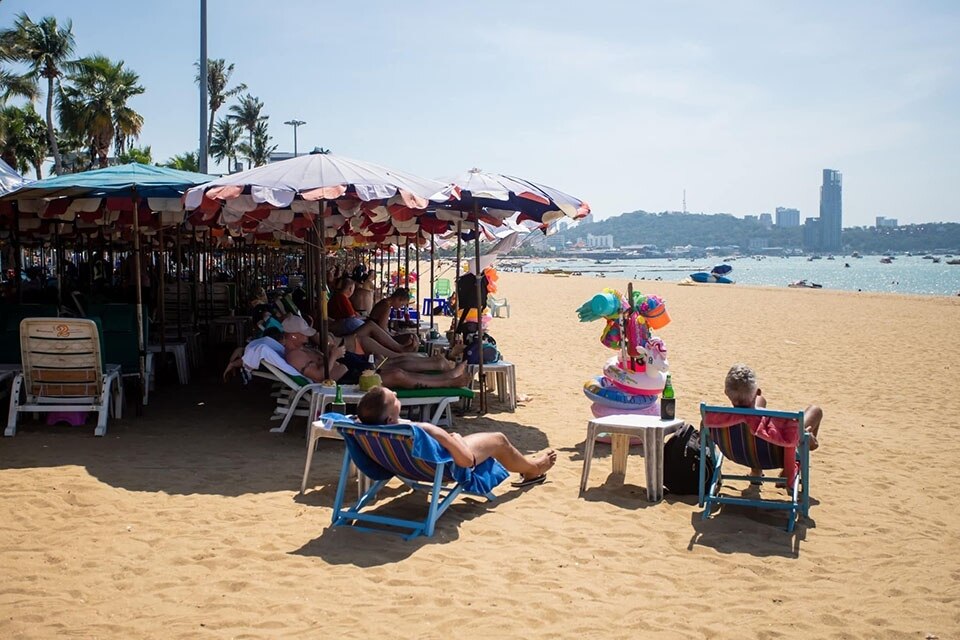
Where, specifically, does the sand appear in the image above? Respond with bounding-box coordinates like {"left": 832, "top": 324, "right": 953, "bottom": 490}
{"left": 1, "top": 271, "right": 959, "bottom": 639}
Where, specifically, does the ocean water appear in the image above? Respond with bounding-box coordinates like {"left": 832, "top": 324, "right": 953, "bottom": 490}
{"left": 523, "top": 255, "right": 960, "bottom": 297}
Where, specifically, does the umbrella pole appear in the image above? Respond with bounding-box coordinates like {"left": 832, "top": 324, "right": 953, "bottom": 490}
{"left": 454, "top": 221, "right": 462, "bottom": 331}
{"left": 317, "top": 204, "right": 330, "bottom": 380}
{"left": 175, "top": 227, "right": 183, "bottom": 341}
{"left": 159, "top": 225, "right": 166, "bottom": 355}
{"left": 131, "top": 189, "right": 146, "bottom": 412}
{"left": 429, "top": 234, "right": 435, "bottom": 331}
{"left": 473, "top": 205, "right": 486, "bottom": 413}
{"left": 12, "top": 203, "right": 21, "bottom": 302}
{"left": 414, "top": 242, "right": 420, "bottom": 325}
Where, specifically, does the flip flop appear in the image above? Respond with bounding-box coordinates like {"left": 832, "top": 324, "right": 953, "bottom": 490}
{"left": 511, "top": 474, "right": 547, "bottom": 488}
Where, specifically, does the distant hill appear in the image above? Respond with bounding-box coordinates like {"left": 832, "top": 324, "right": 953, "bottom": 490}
{"left": 568, "top": 210, "right": 960, "bottom": 253}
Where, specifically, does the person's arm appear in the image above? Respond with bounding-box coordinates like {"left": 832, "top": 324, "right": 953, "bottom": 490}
{"left": 755, "top": 388, "right": 767, "bottom": 408}
{"left": 415, "top": 422, "right": 476, "bottom": 468}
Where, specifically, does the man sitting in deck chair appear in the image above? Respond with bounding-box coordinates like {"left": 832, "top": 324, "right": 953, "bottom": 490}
{"left": 282, "top": 316, "right": 471, "bottom": 389}
{"left": 357, "top": 386, "right": 557, "bottom": 486}
{"left": 724, "top": 363, "right": 824, "bottom": 480}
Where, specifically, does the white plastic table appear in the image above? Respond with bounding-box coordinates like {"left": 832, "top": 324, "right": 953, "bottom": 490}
{"left": 467, "top": 361, "right": 517, "bottom": 411}
{"left": 580, "top": 414, "right": 684, "bottom": 501}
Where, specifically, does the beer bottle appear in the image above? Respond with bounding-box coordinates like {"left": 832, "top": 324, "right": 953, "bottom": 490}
{"left": 660, "top": 374, "right": 676, "bottom": 420}
{"left": 331, "top": 384, "right": 346, "bottom": 414}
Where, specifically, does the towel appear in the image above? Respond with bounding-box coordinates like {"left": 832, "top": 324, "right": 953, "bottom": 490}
{"left": 242, "top": 337, "right": 300, "bottom": 378}
{"left": 322, "top": 414, "right": 509, "bottom": 496}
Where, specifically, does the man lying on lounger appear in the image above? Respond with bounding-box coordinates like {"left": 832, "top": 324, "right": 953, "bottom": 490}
{"left": 356, "top": 386, "right": 557, "bottom": 486}
{"left": 282, "top": 316, "right": 471, "bottom": 389}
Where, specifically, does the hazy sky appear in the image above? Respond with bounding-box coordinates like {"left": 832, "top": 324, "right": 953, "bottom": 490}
{"left": 4, "top": 1, "right": 959, "bottom": 225}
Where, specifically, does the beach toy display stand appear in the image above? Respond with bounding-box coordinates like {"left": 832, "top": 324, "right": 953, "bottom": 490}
{"left": 576, "top": 283, "right": 672, "bottom": 444}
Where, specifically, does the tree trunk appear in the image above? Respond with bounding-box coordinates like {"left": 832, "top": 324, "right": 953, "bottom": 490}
{"left": 207, "top": 107, "right": 215, "bottom": 151}
{"left": 46, "top": 76, "right": 63, "bottom": 174}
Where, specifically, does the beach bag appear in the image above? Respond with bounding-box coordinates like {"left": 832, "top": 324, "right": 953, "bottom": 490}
{"left": 464, "top": 334, "right": 500, "bottom": 364}
{"left": 663, "top": 424, "right": 715, "bottom": 495}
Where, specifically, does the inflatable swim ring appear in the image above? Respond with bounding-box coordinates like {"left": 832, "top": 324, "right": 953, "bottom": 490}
{"left": 602, "top": 356, "right": 667, "bottom": 395}
{"left": 583, "top": 376, "right": 658, "bottom": 410}
{"left": 590, "top": 401, "right": 659, "bottom": 419}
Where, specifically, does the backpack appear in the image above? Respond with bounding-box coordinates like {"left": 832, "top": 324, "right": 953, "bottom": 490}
{"left": 662, "top": 424, "right": 716, "bottom": 495}
{"left": 464, "top": 334, "right": 501, "bottom": 364}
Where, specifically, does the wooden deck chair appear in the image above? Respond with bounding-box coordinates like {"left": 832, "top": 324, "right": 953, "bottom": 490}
{"left": 699, "top": 403, "right": 811, "bottom": 532}
{"left": 6, "top": 318, "right": 123, "bottom": 437}
{"left": 327, "top": 416, "right": 508, "bottom": 539}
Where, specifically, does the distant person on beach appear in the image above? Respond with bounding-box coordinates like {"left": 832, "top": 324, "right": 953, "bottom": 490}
{"left": 368, "top": 287, "right": 420, "bottom": 350}
{"left": 327, "top": 276, "right": 419, "bottom": 355}
{"left": 724, "top": 363, "right": 823, "bottom": 477}
{"left": 356, "top": 386, "right": 557, "bottom": 485}
{"left": 282, "top": 316, "right": 470, "bottom": 389}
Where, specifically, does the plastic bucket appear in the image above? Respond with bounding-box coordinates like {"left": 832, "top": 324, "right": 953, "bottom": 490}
{"left": 590, "top": 292, "right": 620, "bottom": 317}
{"left": 643, "top": 305, "right": 670, "bottom": 329}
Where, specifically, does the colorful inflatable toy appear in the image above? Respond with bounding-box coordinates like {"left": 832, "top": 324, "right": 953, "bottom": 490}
{"left": 583, "top": 376, "right": 658, "bottom": 410}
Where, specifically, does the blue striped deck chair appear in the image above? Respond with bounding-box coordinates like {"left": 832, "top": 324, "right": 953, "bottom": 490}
{"left": 326, "top": 415, "right": 509, "bottom": 540}
{"left": 699, "top": 403, "right": 811, "bottom": 532}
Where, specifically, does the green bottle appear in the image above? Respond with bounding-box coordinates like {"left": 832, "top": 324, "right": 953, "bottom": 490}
{"left": 331, "top": 384, "right": 346, "bottom": 414}
{"left": 660, "top": 374, "right": 676, "bottom": 420}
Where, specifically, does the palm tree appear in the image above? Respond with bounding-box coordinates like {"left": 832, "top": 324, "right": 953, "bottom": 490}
{"left": 0, "top": 13, "right": 75, "bottom": 174}
{"left": 238, "top": 120, "right": 276, "bottom": 167}
{"left": 195, "top": 58, "right": 246, "bottom": 150}
{"left": 162, "top": 151, "right": 199, "bottom": 173}
{"left": 0, "top": 104, "right": 47, "bottom": 178}
{"left": 117, "top": 144, "right": 152, "bottom": 164}
{"left": 228, "top": 93, "right": 265, "bottom": 168}
{"left": 209, "top": 116, "right": 240, "bottom": 172}
{"left": 58, "top": 54, "right": 144, "bottom": 168}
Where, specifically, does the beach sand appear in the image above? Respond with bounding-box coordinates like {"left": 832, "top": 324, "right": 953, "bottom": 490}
{"left": 1, "top": 271, "right": 959, "bottom": 639}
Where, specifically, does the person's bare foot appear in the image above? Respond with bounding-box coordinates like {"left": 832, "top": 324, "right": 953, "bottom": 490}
{"left": 528, "top": 449, "right": 558, "bottom": 476}
{"left": 807, "top": 430, "right": 820, "bottom": 451}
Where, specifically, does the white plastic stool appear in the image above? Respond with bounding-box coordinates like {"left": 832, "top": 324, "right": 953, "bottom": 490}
{"left": 468, "top": 361, "right": 517, "bottom": 411}
{"left": 147, "top": 342, "right": 190, "bottom": 385}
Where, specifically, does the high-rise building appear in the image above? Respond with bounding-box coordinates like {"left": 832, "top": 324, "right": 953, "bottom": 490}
{"left": 819, "top": 169, "right": 842, "bottom": 251}
{"left": 803, "top": 218, "right": 821, "bottom": 252}
{"left": 759, "top": 213, "right": 773, "bottom": 228}
{"left": 775, "top": 207, "right": 800, "bottom": 227}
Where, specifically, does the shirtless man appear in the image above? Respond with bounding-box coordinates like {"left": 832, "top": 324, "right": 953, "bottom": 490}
{"left": 357, "top": 386, "right": 557, "bottom": 485}
{"left": 282, "top": 316, "right": 471, "bottom": 389}
{"left": 368, "top": 287, "right": 419, "bottom": 350}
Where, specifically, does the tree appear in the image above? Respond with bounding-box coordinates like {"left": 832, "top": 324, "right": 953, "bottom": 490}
{"left": 238, "top": 120, "right": 276, "bottom": 167}
{"left": 58, "top": 54, "right": 145, "bottom": 168}
{"left": 117, "top": 144, "right": 152, "bottom": 164}
{"left": 0, "top": 13, "right": 75, "bottom": 174}
{"left": 228, "top": 93, "right": 265, "bottom": 168}
{"left": 209, "top": 116, "right": 240, "bottom": 172}
{"left": 0, "top": 104, "right": 47, "bottom": 178}
{"left": 195, "top": 58, "right": 246, "bottom": 151}
{"left": 162, "top": 151, "right": 199, "bottom": 173}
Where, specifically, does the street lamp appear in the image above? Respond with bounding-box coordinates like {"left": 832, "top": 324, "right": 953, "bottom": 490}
{"left": 284, "top": 119, "right": 306, "bottom": 157}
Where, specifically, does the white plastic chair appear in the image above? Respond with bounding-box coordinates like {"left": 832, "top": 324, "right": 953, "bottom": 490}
{"left": 488, "top": 295, "right": 511, "bottom": 318}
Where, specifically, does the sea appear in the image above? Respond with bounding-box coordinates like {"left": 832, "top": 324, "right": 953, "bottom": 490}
{"left": 521, "top": 255, "right": 960, "bottom": 297}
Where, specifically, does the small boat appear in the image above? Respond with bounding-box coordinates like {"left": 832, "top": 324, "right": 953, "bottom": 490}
{"left": 948, "top": 259, "right": 960, "bottom": 265}
{"left": 788, "top": 279, "right": 823, "bottom": 289}
{"left": 844, "top": 263, "right": 851, "bottom": 268}
{"left": 594, "top": 259, "right": 612, "bottom": 264}
{"left": 923, "top": 255, "right": 936, "bottom": 260}
{"left": 932, "top": 257, "right": 941, "bottom": 263}
{"left": 880, "top": 257, "right": 893, "bottom": 264}
{"left": 827, "top": 255, "right": 835, "bottom": 260}
{"left": 690, "top": 272, "right": 733, "bottom": 284}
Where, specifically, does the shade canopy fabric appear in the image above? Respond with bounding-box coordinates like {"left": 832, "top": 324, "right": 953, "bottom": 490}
{"left": 1, "top": 162, "right": 216, "bottom": 200}
{"left": 0, "top": 158, "right": 27, "bottom": 196}
{"left": 439, "top": 168, "right": 590, "bottom": 226}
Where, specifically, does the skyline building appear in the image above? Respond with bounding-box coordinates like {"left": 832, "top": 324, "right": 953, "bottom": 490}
{"left": 819, "top": 169, "right": 843, "bottom": 251}
{"left": 775, "top": 206, "right": 800, "bottom": 227}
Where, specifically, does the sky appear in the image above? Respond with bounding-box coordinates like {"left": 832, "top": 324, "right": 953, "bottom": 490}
{"left": 3, "top": 0, "right": 959, "bottom": 226}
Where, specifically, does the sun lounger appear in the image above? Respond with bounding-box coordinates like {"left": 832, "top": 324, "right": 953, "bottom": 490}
{"left": 6, "top": 318, "right": 123, "bottom": 437}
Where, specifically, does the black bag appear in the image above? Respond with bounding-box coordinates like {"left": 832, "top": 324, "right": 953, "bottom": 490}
{"left": 663, "top": 424, "right": 715, "bottom": 495}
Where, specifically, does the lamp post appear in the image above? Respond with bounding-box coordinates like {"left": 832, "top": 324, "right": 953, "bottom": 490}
{"left": 284, "top": 119, "right": 306, "bottom": 157}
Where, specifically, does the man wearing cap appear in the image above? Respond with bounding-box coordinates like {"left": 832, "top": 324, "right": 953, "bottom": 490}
{"left": 282, "top": 314, "right": 471, "bottom": 389}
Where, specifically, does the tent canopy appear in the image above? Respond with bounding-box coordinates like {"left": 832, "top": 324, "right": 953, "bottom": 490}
{"left": 1, "top": 162, "right": 216, "bottom": 200}
{"left": 0, "top": 158, "right": 28, "bottom": 196}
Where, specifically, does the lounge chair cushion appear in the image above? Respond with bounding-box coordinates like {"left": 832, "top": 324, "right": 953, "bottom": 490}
{"left": 395, "top": 387, "right": 475, "bottom": 399}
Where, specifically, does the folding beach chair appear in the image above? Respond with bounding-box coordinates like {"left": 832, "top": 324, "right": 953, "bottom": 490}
{"left": 6, "top": 318, "right": 123, "bottom": 437}
{"left": 699, "top": 403, "right": 811, "bottom": 532}
{"left": 326, "top": 415, "right": 509, "bottom": 539}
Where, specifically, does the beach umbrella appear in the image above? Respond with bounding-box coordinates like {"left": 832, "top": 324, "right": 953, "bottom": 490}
{"left": 710, "top": 264, "right": 733, "bottom": 275}
{"left": 185, "top": 153, "right": 455, "bottom": 378}
{"left": 1, "top": 163, "right": 218, "bottom": 405}
{"left": 437, "top": 168, "right": 590, "bottom": 412}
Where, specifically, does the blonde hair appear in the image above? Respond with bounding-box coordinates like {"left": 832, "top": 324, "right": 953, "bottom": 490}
{"left": 724, "top": 363, "right": 758, "bottom": 406}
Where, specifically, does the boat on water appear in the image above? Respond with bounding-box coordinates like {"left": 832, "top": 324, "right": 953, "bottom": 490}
{"left": 594, "top": 259, "right": 612, "bottom": 264}
{"left": 844, "top": 263, "right": 851, "bottom": 268}
{"left": 788, "top": 279, "right": 823, "bottom": 289}
{"left": 689, "top": 272, "right": 734, "bottom": 284}
{"left": 827, "top": 255, "right": 835, "bottom": 260}
{"left": 852, "top": 252, "right": 863, "bottom": 259}
{"left": 880, "top": 257, "right": 893, "bottom": 264}
{"left": 923, "top": 255, "right": 936, "bottom": 260}
{"left": 948, "top": 259, "right": 960, "bottom": 266}
{"left": 932, "top": 257, "right": 942, "bottom": 263}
